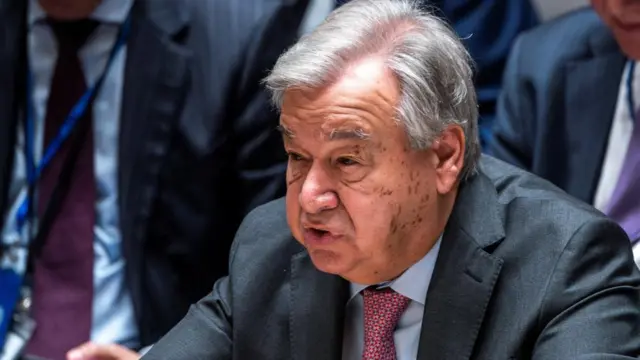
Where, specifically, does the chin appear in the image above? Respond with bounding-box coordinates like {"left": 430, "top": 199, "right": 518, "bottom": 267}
{"left": 308, "top": 249, "right": 352, "bottom": 276}
{"left": 623, "top": 47, "right": 640, "bottom": 61}
{"left": 615, "top": 33, "right": 640, "bottom": 60}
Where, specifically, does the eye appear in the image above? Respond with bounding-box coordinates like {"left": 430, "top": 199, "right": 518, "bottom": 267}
{"left": 337, "top": 157, "right": 359, "bottom": 166}
{"left": 287, "top": 152, "right": 305, "bottom": 162}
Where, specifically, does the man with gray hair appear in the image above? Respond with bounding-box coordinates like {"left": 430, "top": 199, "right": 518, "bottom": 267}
{"left": 142, "top": 0, "right": 640, "bottom": 359}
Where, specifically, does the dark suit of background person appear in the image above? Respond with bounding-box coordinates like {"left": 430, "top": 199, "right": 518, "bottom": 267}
{"left": 488, "top": 5, "right": 640, "bottom": 259}
{"left": 489, "top": 7, "right": 619, "bottom": 207}
{"left": 334, "top": 0, "right": 539, "bottom": 148}
{"left": 0, "top": 0, "right": 307, "bottom": 357}
{"left": 142, "top": 156, "right": 640, "bottom": 360}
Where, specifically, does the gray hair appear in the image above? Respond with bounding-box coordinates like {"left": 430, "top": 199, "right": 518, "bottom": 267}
{"left": 264, "top": 0, "right": 480, "bottom": 180}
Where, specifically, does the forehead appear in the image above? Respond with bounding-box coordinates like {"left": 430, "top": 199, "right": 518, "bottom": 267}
{"left": 279, "top": 58, "right": 401, "bottom": 138}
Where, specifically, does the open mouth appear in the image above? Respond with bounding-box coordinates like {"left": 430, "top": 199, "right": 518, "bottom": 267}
{"left": 308, "top": 228, "right": 329, "bottom": 237}
{"left": 302, "top": 226, "right": 339, "bottom": 245}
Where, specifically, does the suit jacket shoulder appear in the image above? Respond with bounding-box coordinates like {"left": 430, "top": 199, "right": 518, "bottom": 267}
{"left": 188, "top": 0, "right": 303, "bottom": 53}
{"left": 512, "top": 8, "right": 618, "bottom": 84}
{"left": 229, "top": 197, "right": 303, "bottom": 271}
{"left": 481, "top": 155, "right": 608, "bottom": 244}
{"left": 465, "top": 156, "right": 640, "bottom": 358}
{"left": 489, "top": 7, "right": 625, "bottom": 201}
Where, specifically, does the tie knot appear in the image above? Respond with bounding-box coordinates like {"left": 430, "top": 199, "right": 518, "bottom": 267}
{"left": 47, "top": 18, "right": 99, "bottom": 53}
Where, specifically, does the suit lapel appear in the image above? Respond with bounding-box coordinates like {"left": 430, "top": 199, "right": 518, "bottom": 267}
{"left": 118, "top": 0, "right": 191, "bottom": 326}
{"left": 0, "top": 0, "right": 26, "bottom": 217}
{"left": 563, "top": 43, "right": 625, "bottom": 203}
{"left": 290, "top": 251, "right": 348, "bottom": 360}
{"left": 118, "top": 0, "right": 190, "bottom": 251}
{"left": 417, "top": 172, "right": 505, "bottom": 360}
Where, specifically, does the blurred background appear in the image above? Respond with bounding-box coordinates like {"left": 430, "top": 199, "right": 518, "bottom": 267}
{"left": 535, "top": 0, "right": 586, "bottom": 20}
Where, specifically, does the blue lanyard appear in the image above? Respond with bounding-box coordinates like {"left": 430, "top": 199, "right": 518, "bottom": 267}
{"left": 13, "top": 15, "right": 132, "bottom": 241}
{"left": 627, "top": 60, "right": 636, "bottom": 124}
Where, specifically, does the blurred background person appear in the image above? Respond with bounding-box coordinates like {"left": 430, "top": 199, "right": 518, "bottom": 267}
{"left": 0, "top": 0, "right": 308, "bottom": 359}
{"left": 490, "top": 0, "right": 640, "bottom": 261}
{"left": 301, "top": 0, "right": 539, "bottom": 149}
{"left": 534, "top": 0, "right": 587, "bottom": 21}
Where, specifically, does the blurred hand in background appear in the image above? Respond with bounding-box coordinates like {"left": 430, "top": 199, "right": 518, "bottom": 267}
{"left": 67, "top": 342, "right": 139, "bottom": 360}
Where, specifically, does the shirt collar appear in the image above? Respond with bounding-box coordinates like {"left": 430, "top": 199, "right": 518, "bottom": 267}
{"left": 349, "top": 236, "right": 442, "bottom": 305}
{"left": 28, "top": 0, "right": 134, "bottom": 27}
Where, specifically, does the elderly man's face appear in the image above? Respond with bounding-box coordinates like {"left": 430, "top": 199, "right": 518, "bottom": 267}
{"left": 592, "top": 0, "right": 640, "bottom": 59}
{"left": 281, "top": 58, "right": 463, "bottom": 285}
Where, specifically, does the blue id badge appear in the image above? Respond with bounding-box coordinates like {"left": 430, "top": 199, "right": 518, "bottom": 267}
{"left": 0, "top": 266, "right": 22, "bottom": 350}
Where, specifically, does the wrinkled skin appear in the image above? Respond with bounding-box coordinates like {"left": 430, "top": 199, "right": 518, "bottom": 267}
{"left": 281, "top": 57, "right": 465, "bottom": 285}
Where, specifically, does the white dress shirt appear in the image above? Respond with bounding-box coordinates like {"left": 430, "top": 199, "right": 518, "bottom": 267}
{"left": 592, "top": 60, "right": 640, "bottom": 263}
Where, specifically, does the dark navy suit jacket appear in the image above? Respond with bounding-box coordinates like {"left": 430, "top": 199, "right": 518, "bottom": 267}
{"left": 489, "top": 8, "right": 626, "bottom": 205}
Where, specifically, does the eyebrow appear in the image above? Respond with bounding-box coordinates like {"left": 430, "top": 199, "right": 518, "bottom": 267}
{"left": 326, "top": 128, "right": 371, "bottom": 141}
{"left": 277, "top": 124, "right": 372, "bottom": 142}
{"left": 276, "top": 125, "right": 295, "bottom": 139}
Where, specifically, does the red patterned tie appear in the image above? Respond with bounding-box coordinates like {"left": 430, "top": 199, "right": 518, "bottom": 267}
{"left": 362, "top": 287, "right": 411, "bottom": 360}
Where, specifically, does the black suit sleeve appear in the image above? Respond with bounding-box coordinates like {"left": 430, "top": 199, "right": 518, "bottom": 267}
{"left": 533, "top": 219, "right": 640, "bottom": 358}
{"left": 142, "top": 221, "right": 246, "bottom": 359}
{"left": 231, "top": 0, "right": 308, "bottom": 214}
{"left": 141, "top": 276, "right": 233, "bottom": 360}
{"left": 488, "top": 35, "right": 535, "bottom": 171}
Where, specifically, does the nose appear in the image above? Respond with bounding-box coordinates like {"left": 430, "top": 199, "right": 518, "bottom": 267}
{"left": 299, "top": 162, "right": 338, "bottom": 214}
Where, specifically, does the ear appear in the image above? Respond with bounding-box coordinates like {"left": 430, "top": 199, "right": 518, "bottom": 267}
{"left": 430, "top": 125, "right": 465, "bottom": 194}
